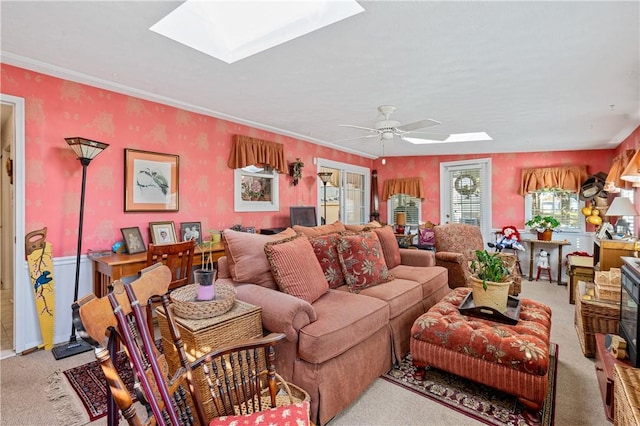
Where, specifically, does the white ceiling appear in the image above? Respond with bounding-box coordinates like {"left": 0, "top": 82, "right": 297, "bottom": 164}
{"left": 1, "top": 1, "right": 639, "bottom": 159}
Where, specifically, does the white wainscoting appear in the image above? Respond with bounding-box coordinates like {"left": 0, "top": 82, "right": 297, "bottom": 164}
{"left": 16, "top": 255, "right": 93, "bottom": 353}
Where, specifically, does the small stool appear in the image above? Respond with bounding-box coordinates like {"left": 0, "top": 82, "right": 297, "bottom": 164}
{"left": 536, "top": 266, "right": 552, "bottom": 282}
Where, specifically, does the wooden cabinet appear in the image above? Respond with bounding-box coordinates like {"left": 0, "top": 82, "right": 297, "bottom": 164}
{"left": 568, "top": 255, "right": 594, "bottom": 304}
{"left": 595, "top": 333, "right": 632, "bottom": 422}
{"left": 593, "top": 239, "right": 636, "bottom": 271}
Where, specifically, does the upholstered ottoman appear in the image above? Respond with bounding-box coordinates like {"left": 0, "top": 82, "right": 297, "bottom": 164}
{"left": 410, "top": 288, "right": 552, "bottom": 417}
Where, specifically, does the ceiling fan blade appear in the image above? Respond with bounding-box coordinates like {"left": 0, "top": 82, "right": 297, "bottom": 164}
{"left": 401, "top": 133, "right": 450, "bottom": 142}
{"left": 396, "top": 118, "right": 441, "bottom": 132}
{"left": 334, "top": 134, "right": 381, "bottom": 142}
{"left": 338, "top": 124, "right": 380, "bottom": 133}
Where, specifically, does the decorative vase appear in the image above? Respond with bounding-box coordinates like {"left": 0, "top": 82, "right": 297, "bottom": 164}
{"left": 537, "top": 229, "right": 553, "bottom": 241}
{"left": 194, "top": 269, "right": 217, "bottom": 301}
{"left": 470, "top": 276, "right": 511, "bottom": 313}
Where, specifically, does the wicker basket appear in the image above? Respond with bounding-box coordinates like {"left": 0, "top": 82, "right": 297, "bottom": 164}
{"left": 170, "top": 283, "right": 236, "bottom": 319}
{"left": 614, "top": 364, "right": 640, "bottom": 426}
{"left": 595, "top": 283, "right": 622, "bottom": 303}
{"left": 234, "top": 372, "right": 311, "bottom": 416}
{"left": 574, "top": 295, "right": 620, "bottom": 357}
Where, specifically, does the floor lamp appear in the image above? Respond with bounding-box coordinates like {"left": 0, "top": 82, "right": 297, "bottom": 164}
{"left": 318, "top": 171, "right": 333, "bottom": 225}
{"left": 52, "top": 137, "right": 109, "bottom": 360}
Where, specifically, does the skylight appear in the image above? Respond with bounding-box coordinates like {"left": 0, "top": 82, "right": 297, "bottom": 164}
{"left": 403, "top": 132, "right": 493, "bottom": 144}
{"left": 150, "top": 1, "right": 364, "bottom": 64}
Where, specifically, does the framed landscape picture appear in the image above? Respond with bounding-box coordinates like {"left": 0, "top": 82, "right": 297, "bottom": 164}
{"left": 149, "top": 221, "right": 177, "bottom": 245}
{"left": 180, "top": 222, "right": 202, "bottom": 244}
{"left": 125, "top": 149, "right": 179, "bottom": 212}
{"left": 120, "top": 226, "right": 146, "bottom": 254}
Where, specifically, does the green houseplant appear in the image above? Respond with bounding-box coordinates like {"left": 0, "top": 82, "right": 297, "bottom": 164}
{"left": 525, "top": 215, "right": 560, "bottom": 241}
{"left": 469, "top": 249, "right": 512, "bottom": 313}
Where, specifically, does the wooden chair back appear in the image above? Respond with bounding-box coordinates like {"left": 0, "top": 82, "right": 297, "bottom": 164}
{"left": 146, "top": 240, "right": 196, "bottom": 290}
{"left": 74, "top": 264, "right": 288, "bottom": 426}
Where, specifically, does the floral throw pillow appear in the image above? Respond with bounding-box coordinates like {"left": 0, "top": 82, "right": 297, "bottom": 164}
{"left": 336, "top": 231, "right": 393, "bottom": 293}
{"left": 210, "top": 401, "right": 310, "bottom": 426}
{"left": 309, "top": 234, "right": 345, "bottom": 289}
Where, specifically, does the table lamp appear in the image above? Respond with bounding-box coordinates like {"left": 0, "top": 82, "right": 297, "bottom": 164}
{"left": 396, "top": 212, "right": 407, "bottom": 234}
{"left": 605, "top": 196, "right": 638, "bottom": 238}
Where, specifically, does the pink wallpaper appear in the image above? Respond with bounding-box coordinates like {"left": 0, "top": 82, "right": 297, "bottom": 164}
{"left": 3, "top": 63, "right": 637, "bottom": 256}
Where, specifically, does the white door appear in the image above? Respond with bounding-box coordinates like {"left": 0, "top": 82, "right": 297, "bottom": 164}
{"left": 317, "top": 159, "right": 369, "bottom": 225}
{"left": 440, "top": 159, "right": 492, "bottom": 242}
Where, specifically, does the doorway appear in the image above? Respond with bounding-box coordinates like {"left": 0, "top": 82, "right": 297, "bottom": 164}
{"left": 440, "top": 158, "right": 492, "bottom": 242}
{"left": 316, "top": 159, "right": 369, "bottom": 226}
{"left": 1, "top": 94, "right": 25, "bottom": 357}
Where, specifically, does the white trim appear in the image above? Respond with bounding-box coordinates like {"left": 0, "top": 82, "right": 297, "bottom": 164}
{"left": 316, "top": 158, "right": 370, "bottom": 225}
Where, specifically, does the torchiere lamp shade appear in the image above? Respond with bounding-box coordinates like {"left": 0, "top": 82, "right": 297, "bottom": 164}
{"left": 65, "top": 137, "right": 109, "bottom": 162}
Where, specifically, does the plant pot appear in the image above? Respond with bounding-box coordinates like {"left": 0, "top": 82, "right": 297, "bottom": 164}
{"left": 470, "top": 276, "right": 512, "bottom": 313}
{"left": 193, "top": 269, "right": 216, "bottom": 301}
{"left": 537, "top": 229, "right": 553, "bottom": 241}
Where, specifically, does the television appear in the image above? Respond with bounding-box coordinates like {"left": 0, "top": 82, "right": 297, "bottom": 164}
{"left": 290, "top": 206, "right": 317, "bottom": 227}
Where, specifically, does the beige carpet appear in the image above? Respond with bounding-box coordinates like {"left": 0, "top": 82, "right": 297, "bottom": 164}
{"left": 0, "top": 279, "right": 608, "bottom": 425}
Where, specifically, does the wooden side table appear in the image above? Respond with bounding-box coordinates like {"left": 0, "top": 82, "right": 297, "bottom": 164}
{"left": 568, "top": 255, "right": 595, "bottom": 304}
{"left": 522, "top": 239, "right": 571, "bottom": 284}
{"left": 595, "top": 333, "right": 632, "bottom": 422}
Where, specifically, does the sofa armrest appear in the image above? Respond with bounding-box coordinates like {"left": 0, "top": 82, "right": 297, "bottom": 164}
{"left": 434, "top": 251, "right": 469, "bottom": 289}
{"left": 217, "top": 256, "right": 231, "bottom": 279}
{"left": 399, "top": 248, "right": 435, "bottom": 267}
{"left": 232, "top": 282, "right": 317, "bottom": 342}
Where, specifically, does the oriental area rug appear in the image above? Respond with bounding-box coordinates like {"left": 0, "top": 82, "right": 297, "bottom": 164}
{"left": 63, "top": 351, "right": 136, "bottom": 421}
{"left": 382, "top": 344, "right": 557, "bottom": 426}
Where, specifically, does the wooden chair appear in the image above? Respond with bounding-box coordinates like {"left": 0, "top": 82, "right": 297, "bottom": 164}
{"left": 73, "top": 264, "right": 291, "bottom": 426}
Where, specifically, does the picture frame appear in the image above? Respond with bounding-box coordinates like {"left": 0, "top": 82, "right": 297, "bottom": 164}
{"left": 120, "top": 226, "right": 146, "bottom": 254}
{"left": 149, "top": 221, "right": 177, "bottom": 245}
{"left": 125, "top": 149, "right": 179, "bottom": 212}
{"left": 234, "top": 168, "right": 279, "bottom": 212}
{"left": 180, "top": 222, "right": 202, "bottom": 244}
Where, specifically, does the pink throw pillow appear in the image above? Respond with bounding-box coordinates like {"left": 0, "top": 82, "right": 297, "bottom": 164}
{"left": 293, "top": 221, "right": 346, "bottom": 237}
{"left": 209, "top": 401, "right": 310, "bottom": 426}
{"left": 373, "top": 226, "right": 401, "bottom": 269}
{"left": 336, "top": 231, "right": 394, "bottom": 293}
{"left": 418, "top": 228, "right": 435, "bottom": 246}
{"left": 309, "top": 233, "right": 345, "bottom": 289}
{"left": 264, "top": 235, "right": 329, "bottom": 304}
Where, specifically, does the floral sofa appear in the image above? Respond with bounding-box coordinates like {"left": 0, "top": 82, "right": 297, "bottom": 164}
{"left": 215, "top": 221, "right": 450, "bottom": 425}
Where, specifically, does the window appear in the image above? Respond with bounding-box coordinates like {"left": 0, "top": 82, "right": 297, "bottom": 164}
{"left": 234, "top": 166, "right": 279, "bottom": 212}
{"left": 525, "top": 189, "right": 584, "bottom": 232}
{"left": 388, "top": 194, "right": 421, "bottom": 226}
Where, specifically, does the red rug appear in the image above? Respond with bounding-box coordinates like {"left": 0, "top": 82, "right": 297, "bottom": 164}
{"left": 382, "top": 343, "right": 557, "bottom": 426}
{"left": 63, "top": 351, "right": 136, "bottom": 421}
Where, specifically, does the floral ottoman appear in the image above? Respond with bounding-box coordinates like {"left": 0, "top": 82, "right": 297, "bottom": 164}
{"left": 410, "top": 287, "right": 552, "bottom": 417}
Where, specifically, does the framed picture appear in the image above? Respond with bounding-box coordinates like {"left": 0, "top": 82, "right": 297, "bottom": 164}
{"left": 120, "top": 226, "right": 146, "bottom": 254}
{"left": 149, "top": 221, "right": 177, "bottom": 245}
{"left": 290, "top": 206, "right": 317, "bottom": 227}
{"left": 234, "top": 168, "right": 279, "bottom": 212}
{"left": 125, "top": 149, "right": 179, "bottom": 212}
{"left": 180, "top": 222, "right": 202, "bottom": 244}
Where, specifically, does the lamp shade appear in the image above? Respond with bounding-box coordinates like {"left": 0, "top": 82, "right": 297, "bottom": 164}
{"left": 65, "top": 137, "right": 109, "bottom": 161}
{"left": 318, "top": 171, "right": 332, "bottom": 183}
{"left": 621, "top": 149, "right": 640, "bottom": 183}
{"left": 396, "top": 212, "right": 407, "bottom": 226}
{"left": 605, "top": 196, "right": 638, "bottom": 217}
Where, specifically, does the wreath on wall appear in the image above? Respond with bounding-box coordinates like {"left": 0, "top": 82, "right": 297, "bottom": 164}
{"left": 454, "top": 174, "right": 479, "bottom": 196}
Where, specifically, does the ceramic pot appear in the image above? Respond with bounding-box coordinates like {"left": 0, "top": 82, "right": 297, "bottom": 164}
{"left": 470, "top": 276, "right": 511, "bottom": 313}
{"left": 537, "top": 229, "right": 553, "bottom": 241}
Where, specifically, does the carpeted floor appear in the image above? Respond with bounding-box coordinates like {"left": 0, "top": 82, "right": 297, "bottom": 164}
{"left": 382, "top": 346, "right": 557, "bottom": 426}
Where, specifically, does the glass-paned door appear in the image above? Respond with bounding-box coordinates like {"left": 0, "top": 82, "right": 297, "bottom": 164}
{"left": 440, "top": 159, "right": 492, "bottom": 241}
{"left": 317, "top": 159, "right": 369, "bottom": 225}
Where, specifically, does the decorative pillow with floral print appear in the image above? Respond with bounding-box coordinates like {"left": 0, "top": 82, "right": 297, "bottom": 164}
{"left": 336, "top": 231, "right": 393, "bottom": 293}
{"left": 310, "top": 233, "right": 345, "bottom": 289}
{"left": 209, "top": 401, "right": 310, "bottom": 426}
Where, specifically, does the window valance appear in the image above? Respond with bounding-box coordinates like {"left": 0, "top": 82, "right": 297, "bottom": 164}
{"left": 605, "top": 149, "right": 635, "bottom": 192}
{"left": 519, "top": 165, "right": 588, "bottom": 195}
{"left": 227, "top": 135, "right": 287, "bottom": 174}
{"left": 382, "top": 177, "right": 424, "bottom": 200}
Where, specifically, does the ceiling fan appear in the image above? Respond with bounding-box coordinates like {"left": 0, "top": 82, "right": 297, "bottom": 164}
{"left": 338, "top": 105, "right": 450, "bottom": 143}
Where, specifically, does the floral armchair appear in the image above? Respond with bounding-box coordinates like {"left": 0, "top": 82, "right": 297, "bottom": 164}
{"left": 433, "top": 223, "right": 521, "bottom": 296}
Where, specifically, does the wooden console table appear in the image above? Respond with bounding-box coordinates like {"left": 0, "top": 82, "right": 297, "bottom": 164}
{"left": 522, "top": 239, "right": 571, "bottom": 284}
{"left": 92, "top": 243, "right": 225, "bottom": 297}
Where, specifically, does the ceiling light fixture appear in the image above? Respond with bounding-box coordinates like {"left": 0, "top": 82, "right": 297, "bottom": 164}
{"left": 404, "top": 132, "right": 493, "bottom": 145}
{"left": 150, "top": 1, "right": 364, "bottom": 64}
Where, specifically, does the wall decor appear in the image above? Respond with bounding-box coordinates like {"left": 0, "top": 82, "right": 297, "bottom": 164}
{"left": 125, "top": 149, "right": 179, "bottom": 212}
{"left": 234, "top": 168, "right": 279, "bottom": 212}
{"left": 120, "top": 226, "right": 146, "bottom": 254}
{"left": 180, "top": 222, "right": 202, "bottom": 244}
{"left": 149, "top": 221, "right": 177, "bottom": 245}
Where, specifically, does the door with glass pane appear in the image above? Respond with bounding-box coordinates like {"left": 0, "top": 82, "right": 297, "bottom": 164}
{"left": 440, "top": 159, "right": 492, "bottom": 241}
{"left": 317, "top": 160, "right": 369, "bottom": 225}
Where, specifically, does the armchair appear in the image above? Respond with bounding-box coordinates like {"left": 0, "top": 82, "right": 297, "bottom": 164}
{"left": 433, "top": 223, "right": 521, "bottom": 295}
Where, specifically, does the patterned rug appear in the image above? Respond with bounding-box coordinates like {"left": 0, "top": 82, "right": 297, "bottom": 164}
{"left": 63, "top": 351, "right": 137, "bottom": 421}
{"left": 382, "top": 343, "right": 557, "bottom": 426}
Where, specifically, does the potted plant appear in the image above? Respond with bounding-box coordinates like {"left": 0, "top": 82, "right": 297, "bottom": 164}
{"left": 525, "top": 215, "right": 560, "bottom": 241}
{"left": 289, "top": 158, "right": 304, "bottom": 186}
{"left": 194, "top": 232, "right": 217, "bottom": 300}
{"left": 470, "top": 249, "right": 512, "bottom": 313}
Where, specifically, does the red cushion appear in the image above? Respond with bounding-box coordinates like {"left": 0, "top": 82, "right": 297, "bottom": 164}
{"left": 336, "top": 231, "right": 394, "bottom": 293}
{"left": 209, "top": 401, "right": 310, "bottom": 426}
{"left": 309, "top": 233, "right": 345, "bottom": 289}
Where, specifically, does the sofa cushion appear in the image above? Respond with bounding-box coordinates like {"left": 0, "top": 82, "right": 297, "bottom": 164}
{"left": 223, "top": 228, "right": 297, "bottom": 290}
{"left": 344, "top": 220, "right": 382, "bottom": 232}
{"left": 209, "top": 401, "right": 310, "bottom": 426}
{"left": 390, "top": 264, "right": 449, "bottom": 300}
{"left": 297, "top": 290, "right": 389, "bottom": 364}
{"left": 293, "top": 221, "right": 346, "bottom": 237}
{"left": 309, "top": 233, "right": 345, "bottom": 289}
{"left": 373, "top": 226, "right": 401, "bottom": 269}
{"left": 336, "top": 231, "right": 393, "bottom": 293}
{"left": 337, "top": 278, "right": 423, "bottom": 320}
{"left": 264, "top": 235, "right": 329, "bottom": 304}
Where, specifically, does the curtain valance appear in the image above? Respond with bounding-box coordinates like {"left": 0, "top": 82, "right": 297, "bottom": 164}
{"left": 519, "top": 165, "right": 588, "bottom": 195}
{"left": 227, "top": 135, "right": 287, "bottom": 174}
{"left": 605, "top": 149, "right": 635, "bottom": 192}
{"left": 382, "top": 177, "right": 424, "bottom": 200}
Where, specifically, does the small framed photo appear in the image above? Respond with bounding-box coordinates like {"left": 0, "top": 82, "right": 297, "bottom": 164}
{"left": 180, "top": 222, "right": 202, "bottom": 244}
{"left": 125, "top": 149, "right": 179, "bottom": 212}
{"left": 120, "top": 226, "right": 146, "bottom": 254}
{"left": 149, "top": 221, "right": 177, "bottom": 245}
